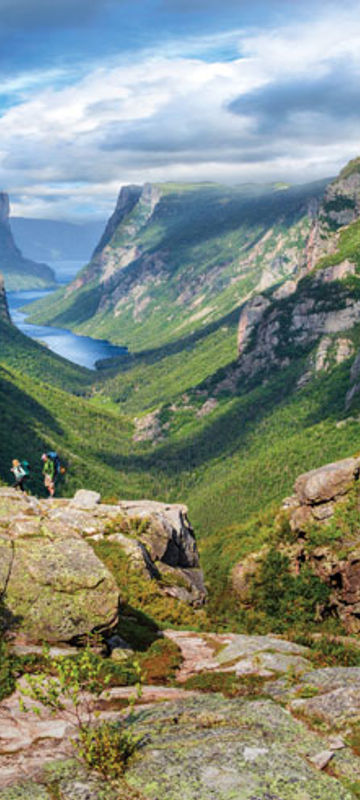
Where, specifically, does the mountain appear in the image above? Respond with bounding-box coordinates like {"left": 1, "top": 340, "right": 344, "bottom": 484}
{"left": 0, "top": 193, "right": 56, "bottom": 290}
{"left": 10, "top": 216, "right": 106, "bottom": 262}
{"left": 25, "top": 179, "right": 327, "bottom": 349}
{"left": 4, "top": 157, "right": 360, "bottom": 638}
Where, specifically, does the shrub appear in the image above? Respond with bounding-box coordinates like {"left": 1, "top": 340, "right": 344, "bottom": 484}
{"left": 78, "top": 721, "right": 140, "bottom": 779}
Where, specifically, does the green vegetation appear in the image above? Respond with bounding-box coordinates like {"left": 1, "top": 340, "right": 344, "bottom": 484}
{"left": 93, "top": 540, "right": 208, "bottom": 629}
{"left": 182, "top": 671, "right": 267, "bottom": 698}
{"left": 20, "top": 644, "right": 142, "bottom": 781}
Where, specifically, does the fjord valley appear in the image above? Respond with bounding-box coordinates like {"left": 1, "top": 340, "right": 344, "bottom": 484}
{"left": 5, "top": 159, "right": 360, "bottom": 798}
{"left": 5, "top": 157, "right": 360, "bottom": 632}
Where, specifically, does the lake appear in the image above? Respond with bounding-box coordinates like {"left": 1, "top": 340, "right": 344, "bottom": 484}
{"left": 8, "top": 263, "right": 128, "bottom": 370}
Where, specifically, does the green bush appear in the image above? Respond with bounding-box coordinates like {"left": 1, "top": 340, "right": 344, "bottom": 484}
{"left": 78, "top": 721, "right": 140, "bottom": 779}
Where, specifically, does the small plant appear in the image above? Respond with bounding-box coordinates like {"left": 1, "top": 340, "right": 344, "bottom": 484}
{"left": 77, "top": 721, "right": 140, "bottom": 779}
{"left": 19, "top": 642, "right": 143, "bottom": 780}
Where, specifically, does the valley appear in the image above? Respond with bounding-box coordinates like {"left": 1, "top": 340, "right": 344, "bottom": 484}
{"left": 3, "top": 159, "right": 360, "bottom": 797}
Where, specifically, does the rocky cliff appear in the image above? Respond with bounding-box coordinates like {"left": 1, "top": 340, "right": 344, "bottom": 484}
{"left": 0, "top": 273, "right": 10, "bottom": 323}
{"left": 0, "top": 192, "right": 56, "bottom": 290}
{"left": 232, "top": 456, "right": 360, "bottom": 633}
{"left": 26, "top": 179, "right": 327, "bottom": 350}
{"left": 202, "top": 159, "right": 360, "bottom": 396}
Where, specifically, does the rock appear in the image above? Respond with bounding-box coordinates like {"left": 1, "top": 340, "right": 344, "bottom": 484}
{"left": 216, "top": 634, "right": 309, "bottom": 666}
{"left": 69, "top": 490, "right": 101, "bottom": 509}
{"left": 118, "top": 499, "right": 200, "bottom": 569}
{"left": 294, "top": 457, "right": 360, "bottom": 504}
{"left": 232, "top": 651, "right": 311, "bottom": 678}
{"left": 0, "top": 528, "right": 119, "bottom": 643}
{"left": 237, "top": 294, "right": 271, "bottom": 355}
{"left": 291, "top": 685, "right": 360, "bottom": 725}
{"left": 0, "top": 273, "right": 10, "bottom": 323}
{"left": 309, "top": 750, "right": 335, "bottom": 770}
{"left": 125, "top": 696, "right": 352, "bottom": 799}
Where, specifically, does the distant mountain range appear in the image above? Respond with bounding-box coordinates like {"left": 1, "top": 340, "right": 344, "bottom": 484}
{"left": 0, "top": 193, "right": 56, "bottom": 291}
{"left": 10, "top": 216, "right": 107, "bottom": 263}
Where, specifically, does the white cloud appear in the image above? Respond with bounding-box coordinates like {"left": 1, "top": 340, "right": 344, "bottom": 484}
{"left": 1, "top": 5, "right": 360, "bottom": 218}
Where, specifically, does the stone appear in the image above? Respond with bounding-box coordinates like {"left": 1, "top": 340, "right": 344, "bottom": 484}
{"left": 233, "top": 651, "right": 311, "bottom": 677}
{"left": 308, "top": 750, "right": 335, "bottom": 770}
{"left": 292, "top": 685, "right": 360, "bottom": 725}
{"left": 294, "top": 457, "right": 360, "bottom": 504}
{"left": 0, "top": 529, "right": 119, "bottom": 643}
{"left": 311, "top": 502, "right": 335, "bottom": 521}
{"left": 69, "top": 490, "right": 101, "bottom": 509}
{"left": 125, "top": 696, "right": 352, "bottom": 799}
{"left": 216, "top": 634, "right": 309, "bottom": 666}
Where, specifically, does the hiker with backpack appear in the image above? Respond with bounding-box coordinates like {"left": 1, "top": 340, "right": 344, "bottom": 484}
{"left": 10, "top": 459, "right": 29, "bottom": 492}
{"left": 41, "top": 451, "right": 62, "bottom": 497}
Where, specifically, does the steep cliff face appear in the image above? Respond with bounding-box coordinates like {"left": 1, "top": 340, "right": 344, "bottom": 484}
{"left": 0, "top": 273, "right": 10, "bottom": 323}
{"left": 27, "top": 179, "right": 327, "bottom": 350}
{"left": 225, "top": 160, "right": 360, "bottom": 393}
{"left": 0, "top": 192, "right": 56, "bottom": 290}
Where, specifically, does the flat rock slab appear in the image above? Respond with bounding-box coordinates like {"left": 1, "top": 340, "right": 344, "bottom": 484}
{"left": 125, "top": 695, "right": 353, "bottom": 799}
{"left": 233, "top": 651, "right": 312, "bottom": 677}
{"left": 291, "top": 685, "right": 360, "bottom": 726}
{"left": 216, "top": 633, "right": 309, "bottom": 665}
{"left": 267, "top": 666, "right": 360, "bottom": 703}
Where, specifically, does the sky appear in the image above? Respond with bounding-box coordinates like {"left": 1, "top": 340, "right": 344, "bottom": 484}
{"left": 0, "top": 0, "right": 360, "bottom": 220}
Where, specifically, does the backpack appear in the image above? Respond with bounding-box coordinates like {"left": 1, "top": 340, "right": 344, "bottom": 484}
{"left": 47, "top": 451, "right": 61, "bottom": 478}
{"left": 21, "top": 460, "right": 30, "bottom": 476}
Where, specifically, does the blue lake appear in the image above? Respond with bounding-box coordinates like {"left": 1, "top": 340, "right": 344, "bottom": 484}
{"left": 8, "top": 277, "right": 128, "bottom": 371}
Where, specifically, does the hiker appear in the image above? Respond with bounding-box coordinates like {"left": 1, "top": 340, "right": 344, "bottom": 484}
{"left": 10, "top": 459, "right": 29, "bottom": 492}
{"left": 41, "top": 451, "right": 63, "bottom": 497}
{"left": 41, "top": 452, "right": 56, "bottom": 497}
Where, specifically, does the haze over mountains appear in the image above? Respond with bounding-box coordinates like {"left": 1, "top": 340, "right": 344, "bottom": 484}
{"left": 0, "top": 192, "right": 56, "bottom": 290}
{"left": 10, "top": 216, "right": 106, "bottom": 264}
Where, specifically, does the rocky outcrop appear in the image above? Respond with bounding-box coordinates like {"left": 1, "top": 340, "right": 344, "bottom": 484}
{"left": 0, "top": 488, "right": 205, "bottom": 643}
{"left": 0, "top": 273, "right": 10, "bottom": 323}
{"left": 0, "top": 192, "right": 56, "bottom": 290}
{"left": 231, "top": 263, "right": 360, "bottom": 387}
{"left": 232, "top": 457, "right": 360, "bottom": 633}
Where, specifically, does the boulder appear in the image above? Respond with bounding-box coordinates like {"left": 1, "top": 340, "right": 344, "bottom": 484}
{"left": 69, "top": 489, "right": 101, "bottom": 509}
{"left": 294, "top": 457, "right": 360, "bottom": 504}
{"left": 0, "top": 523, "right": 119, "bottom": 643}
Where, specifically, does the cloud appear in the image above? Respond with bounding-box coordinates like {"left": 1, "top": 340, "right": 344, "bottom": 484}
{"left": 228, "top": 65, "right": 360, "bottom": 135}
{"left": 1, "top": 4, "right": 360, "bottom": 218}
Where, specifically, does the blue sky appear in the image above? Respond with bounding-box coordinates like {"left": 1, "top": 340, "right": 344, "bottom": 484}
{"left": 0, "top": 0, "right": 359, "bottom": 219}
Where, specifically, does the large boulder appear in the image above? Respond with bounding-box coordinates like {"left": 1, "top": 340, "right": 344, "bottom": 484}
{"left": 0, "top": 492, "right": 119, "bottom": 644}
{"left": 294, "top": 457, "right": 360, "bottom": 504}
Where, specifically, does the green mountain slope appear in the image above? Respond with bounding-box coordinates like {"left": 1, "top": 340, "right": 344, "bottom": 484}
{"left": 26, "top": 179, "right": 327, "bottom": 349}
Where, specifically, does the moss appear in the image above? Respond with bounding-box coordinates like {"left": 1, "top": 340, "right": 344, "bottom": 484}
{"left": 138, "top": 638, "right": 182, "bottom": 684}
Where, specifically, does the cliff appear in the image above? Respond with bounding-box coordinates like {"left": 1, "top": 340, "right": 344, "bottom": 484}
{"left": 0, "top": 192, "right": 56, "bottom": 290}
{"left": 25, "top": 179, "right": 327, "bottom": 350}
{"left": 0, "top": 273, "right": 10, "bottom": 323}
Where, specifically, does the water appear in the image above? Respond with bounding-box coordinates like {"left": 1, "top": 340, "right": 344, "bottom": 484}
{"left": 8, "top": 286, "right": 128, "bottom": 371}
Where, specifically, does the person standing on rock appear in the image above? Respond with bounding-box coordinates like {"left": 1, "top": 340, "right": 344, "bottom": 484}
{"left": 41, "top": 453, "right": 56, "bottom": 497}
{"left": 10, "top": 459, "right": 29, "bottom": 492}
